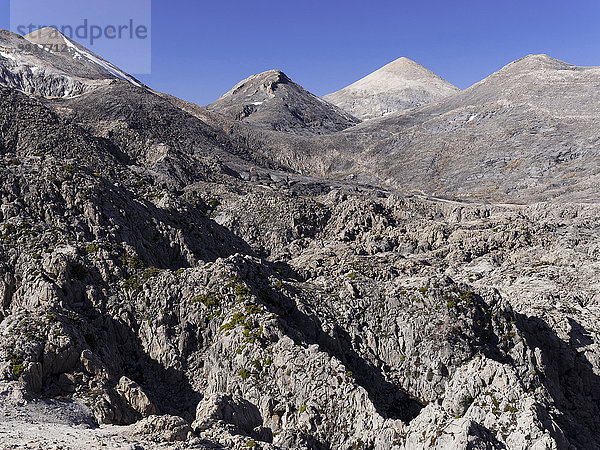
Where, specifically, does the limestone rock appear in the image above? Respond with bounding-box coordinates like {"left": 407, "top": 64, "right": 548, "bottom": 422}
{"left": 116, "top": 376, "right": 156, "bottom": 418}
{"left": 324, "top": 57, "right": 460, "bottom": 120}
{"left": 133, "top": 414, "right": 192, "bottom": 442}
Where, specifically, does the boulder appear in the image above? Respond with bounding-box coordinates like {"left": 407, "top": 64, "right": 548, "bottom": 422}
{"left": 116, "top": 376, "right": 156, "bottom": 417}
{"left": 133, "top": 414, "right": 192, "bottom": 442}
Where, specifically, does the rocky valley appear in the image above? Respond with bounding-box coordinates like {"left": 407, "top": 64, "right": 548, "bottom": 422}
{"left": 0, "top": 27, "right": 600, "bottom": 450}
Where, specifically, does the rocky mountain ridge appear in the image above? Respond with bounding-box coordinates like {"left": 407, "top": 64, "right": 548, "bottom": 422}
{"left": 272, "top": 54, "right": 600, "bottom": 203}
{"left": 0, "top": 28, "right": 142, "bottom": 98}
{"left": 0, "top": 28, "right": 599, "bottom": 450}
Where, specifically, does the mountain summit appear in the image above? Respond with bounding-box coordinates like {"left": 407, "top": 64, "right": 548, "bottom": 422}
{"left": 207, "top": 69, "right": 359, "bottom": 135}
{"left": 23, "top": 27, "right": 142, "bottom": 86}
{"left": 0, "top": 27, "right": 141, "bottom": 97}
{"left": 323, "top": 57, "right": 460, "bottom": 120}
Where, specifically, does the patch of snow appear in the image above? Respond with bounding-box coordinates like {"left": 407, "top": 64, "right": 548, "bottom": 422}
{"left": 61, "top": 35, "right": 141, "bottom": 87}
{"left": 0, "top": 50, "right": 17, "bottom": 61}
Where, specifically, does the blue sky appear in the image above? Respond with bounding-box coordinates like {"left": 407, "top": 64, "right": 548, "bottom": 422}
{"left": 1, "top": 0, "right": 600, "bottom": 105}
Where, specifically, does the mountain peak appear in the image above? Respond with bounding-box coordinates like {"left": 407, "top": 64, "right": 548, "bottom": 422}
{"left": 23, "top": 27, "right": 73, "bottom": 48}
{"left": 382, "top": 56, "right": 427, "bottom": 70}
{"left": 466, "top": 54, "right": 581, "bottom": 92}
{"left": 374, "top": 57, "right": 451, "bottom": 82}
{"left": 323, "top": 57, "right": 459, "bottom": 120}
{"left": 0, "top": 26, "right": 143, "bottom": 97}
{"left": 207, "top": 69, "right": 359, "bottom": 135}
{"left": 256, "top": 69, "right": 290, "bottom": 79}
{"left": 225, "top": 69, "right": 292, "bottom": 96}
{"left": 499, "top": 54, "right": 575, "bottom": 74}
{"left": 24, "top": 26, "right": 66, "bottom": 38}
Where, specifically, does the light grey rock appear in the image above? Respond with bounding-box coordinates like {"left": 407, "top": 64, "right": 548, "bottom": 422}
{"left": 133, "top": 414, "right": 192, "bottom": 442}
{"left": 116, "top": 376, "right": 157, "bottom": 418}
{"left": 193, "top": 393, "right": 263, "bottom": 437}
{"left": 323, "top": 57, "right": 460, "bottom": 120}
{"left": 207, "top": 69, "right": 359, "bottom": 135}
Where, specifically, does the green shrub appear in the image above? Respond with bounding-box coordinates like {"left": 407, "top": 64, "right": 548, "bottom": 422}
{"left": 460, "top": 290, "right": 474, "bottom": 307}
{"left": 128, "top": 254, "right": 145, "bottom": 269}
{"left": 244, "top": 303, "right": 261, "bottom": 315}
{"left": 62, "top": 164, "right": 75, "bottom": 174}
{"left": 142, "top": 266, "right": 160, "bottom": 280}
{"left": 235, "top": 284, "right": 251, "bottom": 300}
{"left": 122, "top": 276, "right": 142, "bottom": 290}
{"left": 207, "top": 198, "right": 220, "bottom": 209}
{"left": 191, "top": 293, "right": 221, "bottom": 309}
{"left": 504, "top": 404, "right": 518, "bottom": 413}
{"left": 1, "top": 224, "right": 16, "bottom": 236}
{"left": 238, "top": 368, "right": 251, "bottom": 380}
{"left": 120, "top": 252, "right": 145, "bottom": 269}
{"left": 9, "top": 354, "right": 24, "bottom": 377}
{"left": 459, "top": 395, "right": 474, "bottom": 408}
{"left": 220, "top": 312, "right": 247, "bottom": 331}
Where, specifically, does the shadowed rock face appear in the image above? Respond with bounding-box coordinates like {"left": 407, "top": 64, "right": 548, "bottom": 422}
{"left": 1, "top": 28, "right": 600, "bottom": 450}
{"left": 323, "top": 57, "right": 460, "bottom": 120}
{"left": 207, "top": 69, "right": 360, "bottom": 135}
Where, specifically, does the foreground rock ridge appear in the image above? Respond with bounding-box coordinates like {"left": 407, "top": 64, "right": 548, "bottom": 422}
{"left": 0, "top": 28, "right": 599, "bottom": 449}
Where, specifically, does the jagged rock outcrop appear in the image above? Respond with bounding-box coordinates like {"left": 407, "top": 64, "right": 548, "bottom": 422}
{"left": 133, "top": 414, "right": 192, "bottom": 442}
{"left": 116, "top": 376, "right": 157, "bottom": 417}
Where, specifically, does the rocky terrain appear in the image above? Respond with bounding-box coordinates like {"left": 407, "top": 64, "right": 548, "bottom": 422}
{"left": 323, "top": 57, "right": 460, "bottom": 120}
{"left": 0, "top": 28, "right": 141, "bottom": 98}
{"left": 327, "top": 54, "right": 600, "bottom": 203}
{"left": 1, "top": 27, "right": 600, "bottom": 450}
{"left": 207, "top": 70, "right": 359, "bottom": 135}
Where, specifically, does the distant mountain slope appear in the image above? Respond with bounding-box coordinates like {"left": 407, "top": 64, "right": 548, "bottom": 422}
{"left": 323, "top": 57, "right": 460, "bottom": 120}
{"left": 314, "top": 54, "right": 600, "bottom": 202}
{"left": 0, "top": 27, "right": 141, "bottom": 97}
{"left": 206, "top": 69, "right": 359, "bottom": 135}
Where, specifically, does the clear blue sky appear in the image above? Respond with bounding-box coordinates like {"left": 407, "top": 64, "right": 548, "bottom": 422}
{"left": 1, "top": 0, "right": 600, "bottom": 105}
